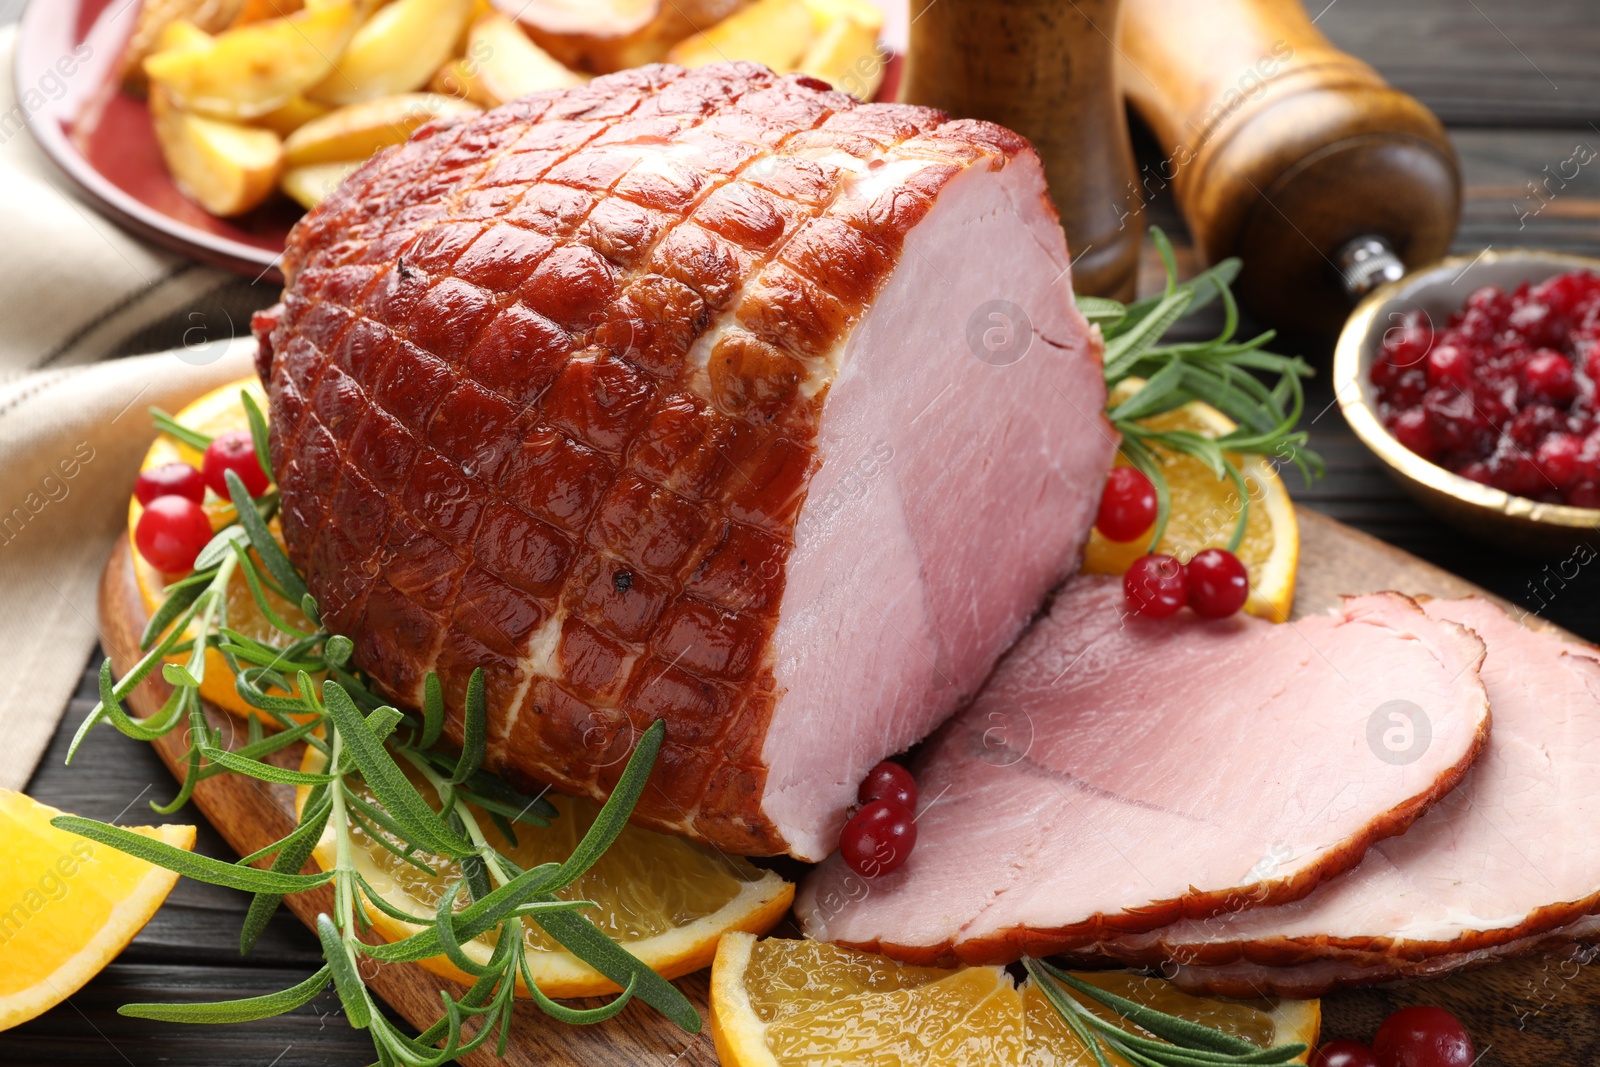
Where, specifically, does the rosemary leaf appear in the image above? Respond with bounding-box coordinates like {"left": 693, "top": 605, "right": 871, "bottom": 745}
{"left": 52, "top": 816, "right": 332, "bottom": 894}
{"left": 149, "top": 407, "right": 213, "bottom": 451}
{"left": 318, "top": 914, "right": 374, "bottom": 1030}
{"left": 450, "top": 668, "right": 487, "bottom": 786}
{"left": 226, "top": 469, "right": 308, "bottom": 604}
{"left": 321, "top": 680, "right": 474, "bottom": 860}
{"left": 242, "top": 389, "right": 273, "bottom": 481}
{"left": 121, "top": 965, "right": 331, "bottom": 1023}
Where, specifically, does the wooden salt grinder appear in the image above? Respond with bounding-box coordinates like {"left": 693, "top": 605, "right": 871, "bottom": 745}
{"left": 901, "top": 0, "right": 1144, "bottom": 301}
{"left": 1120, "top": 0, "right": 1462, "bottom": 332}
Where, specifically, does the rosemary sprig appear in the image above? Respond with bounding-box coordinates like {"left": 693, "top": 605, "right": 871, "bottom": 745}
{"left": 1023, "top": 958, "right": 1308, "bottom": 1066}
{"left": 62, "top": 393, "right": 700, "bottom": 1063}
{"left": 1081, "top": 229, "right": 1324, "bottom": 553}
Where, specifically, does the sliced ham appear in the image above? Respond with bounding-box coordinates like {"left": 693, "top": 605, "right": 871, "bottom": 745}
{"left": 797, "top": 580, "right": 1491, "bottom": 965}
{"left": 1159, "top": 914, "right": 1600, "bottom": 999}
{"left": 1101, "top": 597, "right": 1600, "bottom": 997}
{"left": 256, "top": 63, "right": 1113, "bottom": 860}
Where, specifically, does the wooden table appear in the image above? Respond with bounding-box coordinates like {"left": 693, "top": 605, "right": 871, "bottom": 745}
{"left": 11, "top": 1, "right": 1600, "bottom": 1063}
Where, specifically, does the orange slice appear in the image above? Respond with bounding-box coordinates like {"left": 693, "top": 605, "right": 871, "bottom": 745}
{"left": 0, "top": 789, "right": 194, "bottom": 1031}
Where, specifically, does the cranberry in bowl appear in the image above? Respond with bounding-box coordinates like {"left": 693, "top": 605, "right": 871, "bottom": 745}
{"left": 1335, "top": 250, "right": 1600, "bottom": 556}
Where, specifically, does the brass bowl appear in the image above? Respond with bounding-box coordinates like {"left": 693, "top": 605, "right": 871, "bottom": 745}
{"left": 1333, "top": 249, "right": 1600, "bottom": 558}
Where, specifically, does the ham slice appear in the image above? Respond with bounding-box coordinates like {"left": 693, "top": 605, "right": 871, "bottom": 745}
{"left": 255, "top": 63, "right": 1113, "bottom": 860}
{"left": 1158, "top": 914, "right": 1600, "bottom": 999}
{"left": 797, "top": 580, "right": 1491, "bottom": 965}
{"left": 1101, "top": 598, "right": 1600, "bottom": 997}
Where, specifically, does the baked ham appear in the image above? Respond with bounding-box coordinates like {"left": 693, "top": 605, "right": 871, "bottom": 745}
{"left": 796, "top": 580, "right": 1491, "bottom": 965}
{"left": 1103, "top": 598, "right": 1600, "bottom": 997}
{"left": 252, "top": 63, "right": 1113, "bottom": 860}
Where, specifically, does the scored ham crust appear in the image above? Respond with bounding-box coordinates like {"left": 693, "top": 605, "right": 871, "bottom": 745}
{"left": 1100, "top": 598, "right": 1600, "bottom": 996}
{"left": 797, "top": 581, "right": 1492, "bottom": 966}
{"left": 254, "top": 62, "right": 1113, "bottom": 860}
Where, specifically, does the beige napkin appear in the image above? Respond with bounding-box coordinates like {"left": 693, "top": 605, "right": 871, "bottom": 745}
{"left": 0, "top": 25, "right": 274, "bottom": 789}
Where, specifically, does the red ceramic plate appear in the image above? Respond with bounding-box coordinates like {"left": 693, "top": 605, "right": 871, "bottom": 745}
{"left": 16, "top": 0, "right": 903, "bottom": 286}
{"left": 18, "top": 0, "right": 299, "bottom": 282}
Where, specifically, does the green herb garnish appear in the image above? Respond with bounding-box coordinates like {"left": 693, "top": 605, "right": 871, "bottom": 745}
{"left": 1079, "top": 229, "right": 1324, "bottom": 553}
{"left": 63, "top": 392, "right": 699, "bottom": 1063}
{"left": 1024, "top": 958, "right": 1308, "bottom": 1066}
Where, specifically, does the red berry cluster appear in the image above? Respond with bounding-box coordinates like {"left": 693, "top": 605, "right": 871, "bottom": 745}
{"left": 132, "top": 430, "right": 269, "bottom": 575}
{"left": 1311, "top": 1006, "right": 1474, "bottom": 1067}
{"left": 839, "top": 761, "right": 918, "bottom": 878}
{"left": 1371, "top": 269, "right": 1600, "bottom": 506}
{"left": 1095, "top": 469, "right": 1251, "bottom": 619}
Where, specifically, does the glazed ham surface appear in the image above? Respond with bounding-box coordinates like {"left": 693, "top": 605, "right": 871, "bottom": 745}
{"left": 1104, "top": 598, "right": 1600, "bottom": 997}
{"left": 796, "top": 580, "right": 1492, "bottom": 966}
{"left": 254, "top": 63, "right": 1113, "bottom": 860}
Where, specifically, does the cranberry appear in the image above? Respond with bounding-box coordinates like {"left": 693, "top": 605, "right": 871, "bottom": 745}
{"left": 1508, "top": 403, "right": 1564, "bottom": 449}
{"left": 858, "top": 761, "right": 917, "bottom": 811}
{"left": 1465, "top": 284, "right": 1511, "bottom": 319}
{"left": 1521, "top": 349, "right": 1576, "bottom": 405}
{"left": 1372, "top": 1006, "right": 1474, "bottom": 1067}
{"left": 134, "top": 462, "right": 206, "bottom": 505}
{"left": 134, "top": 496, "right": 214, "bottom": 574}
{"left": 1310, "top": 1040, "right": 1381, "bottom": 1067}
{"left": 1537, "top": 433, "right": 1584, "bottom": 487}
{"left": 1488, "top": 450, "right": 1544, "bottom": 497}
{"left": 202, "top": 430, "right": 269, "bottom": 499}
{"left": 1186, "top": 548, "right": 1249, "bottom": 618}
{"left": 839, "top": 799, "right": 916, "bottom": 878}
{"left": 1124, "top": 554, "right": 1187, "bottom": 618}
{"left": 1569, "top": 481, "right": 1600, "bottom": 508}
{"left": 1388, "top": 409, "right": 1436, "bottom": 461}
{"left": 1424, "top": 345, "right": 1472, "bottom": 390}
{"left": 1096, "top": 467, "right": 1158, "bottom": 542}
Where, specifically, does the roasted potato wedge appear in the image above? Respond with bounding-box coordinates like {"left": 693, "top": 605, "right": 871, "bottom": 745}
{"left": 309, "top": 0, "right": 476, "bottom": 106}
{"left": 282, "top": 92, "right": 479, "bottom": 166}
{"left": 449, "top": 13, "right": 585, "bottom": 108}
{"left": 253, "top": 95, "right": 333, "bottom": 136}
{"left": 516, "top": 0, "right": 749, "bottom": 73}
{"left": 795, "top": 0, "right": 884, "bottom": 99}
{"left": 144, "top": 0, "right": 361, "bottom": 119}
{"left": 231, "top": 0, "right": 304, "bottom": 24}
{"left": 666, "top": 0, "right": 812, "bottom": 73}
{"left": 150, "top": 86, "right": 284, "bottom": 215}
{"left": 281, "top": 160, "right": 362, "bottom": 208}
{"left": 121, "top": 0, "right": 244, "bottom": 92}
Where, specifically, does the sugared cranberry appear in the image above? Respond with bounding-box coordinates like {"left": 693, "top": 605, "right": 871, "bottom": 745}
{"left": 1488, "top": 450, "right": 1544, "bottom": 497}
{"left": 1186, "top": 548, "right": 1249, "bottom": 618}
{"left": 134, "top": 496, "right": 214, "bottom": 574}
{"left": 134, "top": 462, "right": 206, "bottom": 506}
{"left": 1521, "top": 349, "right": 1576, "bottom": 405}
{"left": 1569, "top": 481, "right": 1600, "bottom": 508}
{"left": 1536, "top": 433, "right": 1583, "bottom": 487}
{"left": 1096, "top": 467, "right": 1158, "bottom": 542}
{"left": 1310, "top": 1040, "right": 1380, "bottom": 1067}
{"left": 203, "top": 430, "right": 269, "bottom": 499}
{"left": 1424, "top": 345, "right": 1472, "bottom": 390}
{"left": 1124, "top": 554, "right": 1187, "bottom": 618}
{"left": 840, "top": 799, "right": 916, "bottom": 878}
{"left": 1372, "top": 1005, "right": 1474, "bottom": 1067}
{"left": 858, "top": 761, "right": 917, "bottom": 811}
{"left": 1388, "top": 409, "right": 1436, "bottom": 461}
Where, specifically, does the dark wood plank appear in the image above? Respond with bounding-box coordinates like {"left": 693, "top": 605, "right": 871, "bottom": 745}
{"left": 1315, "top": 0, "right": 1600, "bottom": 127}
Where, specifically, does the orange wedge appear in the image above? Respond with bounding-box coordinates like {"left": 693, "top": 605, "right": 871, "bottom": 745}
{"left": 711, "top": 934, "right": 1321, "bottom": 1065}
{"left": 295, "top": 755, "right": 793, "bottom": 998}
{"left": 0, "top": 790, "right": 194, "bottom": 1031}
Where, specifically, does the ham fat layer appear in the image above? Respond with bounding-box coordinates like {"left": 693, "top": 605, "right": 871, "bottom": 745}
{"left": 797, "top": 579, "right": 1491, "bottom": 965}
{"left": 256, "top": 62, "right": 1112, "bottom": 859}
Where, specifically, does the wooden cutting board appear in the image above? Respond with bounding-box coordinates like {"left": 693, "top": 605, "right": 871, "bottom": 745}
{"left": 96, "top": 509, "right": 1600, "bottom": 1064}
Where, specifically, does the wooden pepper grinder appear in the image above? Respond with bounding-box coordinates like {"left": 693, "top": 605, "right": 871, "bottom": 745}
{"left": 902, "top": 0, "right": 1143, "bottom": 301}
{"left": 1119, "top": 0, "right": 1461, "bottom": 331}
